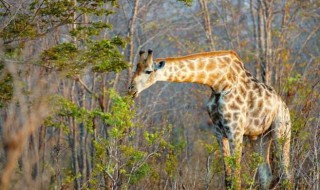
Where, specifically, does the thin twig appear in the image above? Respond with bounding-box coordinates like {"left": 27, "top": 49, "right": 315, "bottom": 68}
{"left": 75, "top": 76, "right": 94, "bottom": 94}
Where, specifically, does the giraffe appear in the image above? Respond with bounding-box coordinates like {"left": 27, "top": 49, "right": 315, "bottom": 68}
{"left": 129, "top": 49, "right": 291, "bottom": 189}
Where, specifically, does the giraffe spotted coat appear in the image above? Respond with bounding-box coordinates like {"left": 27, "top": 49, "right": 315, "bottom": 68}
{"left": 129, "top": 50, "right": 291, "bottom": 189}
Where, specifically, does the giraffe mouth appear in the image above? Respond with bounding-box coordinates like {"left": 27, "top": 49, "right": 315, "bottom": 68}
{"left": 132, "top": 91, "right": 138, "bottom": 98}
{"left": 129, "top": 90, "right": 138, "bottom": 98}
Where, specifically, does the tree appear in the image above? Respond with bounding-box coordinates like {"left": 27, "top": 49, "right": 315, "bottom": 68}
{"left": 0, "top": 0, "right": 127, "bottom": 189}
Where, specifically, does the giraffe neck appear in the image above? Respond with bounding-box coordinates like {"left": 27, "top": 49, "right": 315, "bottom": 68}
{"left": 155, "top": 53, "right": 243, "bottom": 93}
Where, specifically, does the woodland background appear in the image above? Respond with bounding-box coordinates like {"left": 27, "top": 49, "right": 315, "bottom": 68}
{"left": 0, "top": 0, "right": 319, "bottom": 189}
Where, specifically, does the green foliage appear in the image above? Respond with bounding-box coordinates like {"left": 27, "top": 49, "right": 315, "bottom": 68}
{"left": 0, "top": 62, "right": 13, "bottom": 107}
{"left": 105, "top": 89, "right": 134, "bottom": 132}
{"left": 70, "top": 21, "right": 112, "bottom": 38}
{"left": 87, "top": 37, "right": 129, "bottom": 73}
{"left": 63, "top": 170, "right": 82, "bottom": 187}
{"left": 119, "top": 145, "right": 152, "bottom": 184}
{"left": 285, "top": 72, "right": 313, "bottom": 143}
{"left": 40, "top": 43, "right": 84, "bottom": 76}
{"left": 225, "top": 155, "right": 237, "bottom": 170}
{"left": 177, "top": 0, "right": 193, "bottom": 6}
{"left": 98, "top": 90, "right": 161, "bottom": 186}
{"left": 144, "top": 131, "right": 160, "bottom": 145}
{"left": 1, "top": 0, "right": 126, "bottom": 67}
{"left": 0, "top": 13, "right": 36, "bottom": 42}
{"left": 162, "top": 126, "right": 186, "bottom": 179}
{"left": 46, "top": 90, "right": 137, "bottom": 187}
{"left": 287, "top": 74, "right": 302, "bottom": 85}
{"left": 200, "top": 135, "right": 220, "bottom": 154}
{"left": 283, "top": 73, "right": 302, "bottom": 96}
{"left": 82, "top": 90, "right": 177, "bottom": 188}
{"left": 46, "top": 95, "right": 95, "bottom": 135}
{"left": 40, "top": 38, "right": 128, "bottom": 75}
{"left": 44, "top": 116, "right": 70, "bottom": 134}
{"left": 42, "top": 43, "right": 78, "bottom": 61}
{"left": 33, "top": 0, "right": 75, "bottom": 21}
{"left": 0, "top": 0, "right": 128, "bottom": 113}
{"left": 165, "top": 152, "right": 178, "bottom": 178}
{"left": 39, "top": 33, "right": 128, "bottom": 75}
{"left": 225, "top": 153, "right": 241, "bottom": 190}
{"left": 129, "top": 163, "right": 150, "bottom": 184}
{"left": 76, "top": 0, "right": 117, "bottom": 15}
{"left": 250, "top": 153, "right": 264, "bottom": 169}
{"left": 91, "top": 137, "right": 108, "bottom": 182}
{"left": 241, "top": 153, "right": 264, "bottom": 188}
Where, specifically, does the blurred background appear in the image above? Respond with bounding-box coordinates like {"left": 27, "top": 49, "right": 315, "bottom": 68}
{"left": 0, "top": 0, "right": 319, "bottom": 189}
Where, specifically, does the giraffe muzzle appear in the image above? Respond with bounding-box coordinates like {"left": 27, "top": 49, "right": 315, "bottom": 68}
{"left": 128, "top": 84, "right": 138, "bottom": 98}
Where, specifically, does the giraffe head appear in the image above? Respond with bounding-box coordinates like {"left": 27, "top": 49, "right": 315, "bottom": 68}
{"left": 128, "top": 49, "right": 165, "bottom": 98}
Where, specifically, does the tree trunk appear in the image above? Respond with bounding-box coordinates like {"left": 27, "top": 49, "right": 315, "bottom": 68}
{"left": 78, "top": 83, "right": 86, "bottom": 188}
{"left": 199, "top": 0, "right": 215, "bottom": 51}
{"left": 250, "top": 0, "right": 261, "bottom": 80}
{"left": 30, "top": 133, "right": 39, "bottom": 181}
{"left": 256, "top": 0, "right": 274, "bottom": 85}
{"left": 70, "top": 81, "right": 80, "bottom": 190}
{"left": 127, "top": 0, "right": 140, "bottom": 86}
{"left": 87, "top": 73, "right": 96, "bottom": 189}
{"left": 38, "top": 125, "right": 46, "bottom": 188}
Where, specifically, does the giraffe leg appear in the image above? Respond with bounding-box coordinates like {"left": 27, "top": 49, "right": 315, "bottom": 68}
{"left": 216, "top": 137, "right": 232, "bottom": 188}
{"left": 227, "top": 129, "right": 244, "bottom": 190}
{"left": 273, "top": 120, "right": 291, "bottom": 186}
{"left": 252, "top": 134, "right": 273, "bottom": 190}
{"left": 207, "top": 93, "right": 234, "bottom": 188}
{"left": 271, "top": 104, "right": 292, "bottom": 190}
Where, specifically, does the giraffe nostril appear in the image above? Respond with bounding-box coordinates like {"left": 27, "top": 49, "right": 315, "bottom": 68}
{"left": 128, "top": 84, "right": 134, "bottom": 90}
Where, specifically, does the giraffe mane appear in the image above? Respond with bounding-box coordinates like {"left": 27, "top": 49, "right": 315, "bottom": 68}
{"left": 154, "top": 50, "right": 241, "bottom": 62}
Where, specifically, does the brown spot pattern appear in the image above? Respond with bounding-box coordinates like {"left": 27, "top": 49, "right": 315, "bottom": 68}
{"left": 235, "top": 95, "right": 244, "bottom": 104}
{"left": 256, "top": 86, "right": 263, "bottom": 97}
{"left": 196, "top": 61, "right": 205, "bottom": 70}
{"left": 208, "top": 73, "right": 220, "bottom": 83}
{"left": 233, "top": 60, "right": 244, "bottom": 69}
{"left": 197, "top": 71, "right": 207, "bottom": 80}
{"left": 188, "top": 73, "right": 196, "bottom": 82}
{"left": 188, "top": 63, "right": 195, "bottom": 71}
{"left": 239, "top": 84, "right": 246, "bottom": 96}
{"left": 227, "top": 72, "right": 235, "bottom": 82}
{"left": 205, "top": 63, "right": 217, "bottom": 71}
{"left": 252, "top": 108, "right": 261, "bottom": 117}
{"left": 254, "top": 119, "right": 260, "bottom": 126}
{"left": 180, "top": 75, "right": 187, "bottom": 81}
{"left": 229, "top": 101, "right": 240, "bottom": 110}
{"left": 240, "top": 71, "right": 246, "bottom": 78}
{"left": 245, "top": 70, "right": 252, "bottom": 77}
{"left": 224, "top": 57, "right": 231, "bottom": 63}
{"left": 224, "top": 113, "right": 232, "bottom": 119}
{"left": 233, "top": 62, "right": 243, "bottom": 73}
{"left": 257, "top": 99, "right": 263, "bottom": 109}
{"left": 233, "top": 112, "right": 240, "bottom": 120}
{"left": 248, "top": 91, "right": 255, "bottom": 109}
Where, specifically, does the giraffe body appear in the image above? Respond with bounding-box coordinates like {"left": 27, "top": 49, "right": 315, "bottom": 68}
{"left": 129, "top": 50, "right": 291, "bottom": 189}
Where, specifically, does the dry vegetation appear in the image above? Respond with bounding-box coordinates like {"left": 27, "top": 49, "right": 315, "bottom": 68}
{"left": 0, "top": 0, "right": 319, "bottom": 189}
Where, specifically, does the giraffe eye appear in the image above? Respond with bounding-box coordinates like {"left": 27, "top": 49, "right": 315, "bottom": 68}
{"left": 145, "top": 70, "right": 152, "bottom": 74}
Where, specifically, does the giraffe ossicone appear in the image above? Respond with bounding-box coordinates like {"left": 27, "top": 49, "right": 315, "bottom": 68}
{"left": 129, "top": 50, "right": 291, "bottom": 189}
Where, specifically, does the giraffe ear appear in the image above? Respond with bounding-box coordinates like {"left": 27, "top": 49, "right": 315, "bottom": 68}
{"left": 138, "top": 50, "right": 146, "bottom": 63}
{"left": 154, "top": 61, "right": 165, "bottom": 71}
